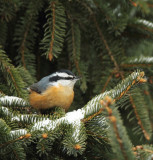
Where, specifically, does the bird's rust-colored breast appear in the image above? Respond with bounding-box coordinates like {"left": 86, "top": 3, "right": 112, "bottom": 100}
{"left": 29, "top": 85, "right": 74, "bottom": 111}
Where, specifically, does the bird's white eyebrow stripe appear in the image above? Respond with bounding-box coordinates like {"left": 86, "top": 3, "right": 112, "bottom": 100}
{"left": 50, "top": 72, "right": 73, "bottom": 78}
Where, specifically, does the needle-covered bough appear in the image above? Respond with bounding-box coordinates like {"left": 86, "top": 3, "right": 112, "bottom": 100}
{"left": 0, "top": 70, "right": 152, "bottom": 159}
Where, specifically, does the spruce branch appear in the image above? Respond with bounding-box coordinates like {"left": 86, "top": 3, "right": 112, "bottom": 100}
{"left": 121, "top": 56, "right": 153, "bottom": 68}
{"left": 79, "top": 1, "right": 121, "bottom": 74}
{"left": 137, "top": 19, "right": 153, "bottom": 30}
{"left": 101, "top": 73, "right": 113, "bottom": 93}
{"left": 19, "top": 20, "right": 31, "bottom": 69}
{"left": 0, "top": 47, "right": 27, "bottom": 98}
{"left": 17, "top": 67, "right": 35, "bottom": 87}
{"left": 62, "top": 122, "right": 87, "bottom": 157}
{"left": 133, "top": 145, "right": 153, "bottom": 159}
{"left": 93, "top": 17, "right": 120, "bottom": 72}
{"left": 30, "top": 71, "right": 144, "bottom": 144}
{"left": 0, "top": 22, "right": 7, "bottom": 46}
{"left": 129, "top": 88, "right": 152, "bottom": 141}
{"left": 66, "top": 16, "right": 87, "bottom": 91}
{"left": 129, "top": 19, "right": 153, "bottom": 38}
{"left": 29, "top": 71, "right": 144, "bottom": 131}
{"left": 0, "top": 131, "right": 30, "bottom": 148}
{"left": 142, "top": 84, "right": 153, "bottom": 125}
{"left": 14, "top": 0, "right": 44, "bottom": 77}
{"left": 0, "top": 119, "right": 27, "bottom": 159}
{"left": 0, "top": 70, "right": 149, "bottom": 158}
{"left": 0, "top": 0, "right": 17, "bottom": 22}
{"left": 83, "top": 71, "right": 145, "bottom": 122}
{"left": 69, "top": 19, "right": 81, "bottom": 76}
{"left": 0, "top": 96, "right": 28, "bottom": 107}
{"left": 100, "top": 96, "right": 135, "bottom": 160}
{"left": 40, "top": 1, "right": 66, "bottom": 60}
{"left": 0, "top": 0, "right": 153, "bottom": 158}
{"left": 48, "top": 1, "right": 56, "bottom": 61}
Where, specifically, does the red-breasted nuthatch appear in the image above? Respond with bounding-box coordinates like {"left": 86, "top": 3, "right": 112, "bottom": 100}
{"left": 29, "top": 70, "right": 80, "bottom": 111}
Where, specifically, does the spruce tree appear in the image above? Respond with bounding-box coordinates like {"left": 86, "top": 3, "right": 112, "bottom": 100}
{"left": 0, "top": 0, "right": 153, "bottom": 159}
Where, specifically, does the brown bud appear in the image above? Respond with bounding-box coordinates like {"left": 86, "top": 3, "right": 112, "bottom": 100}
{"left": 133, "top": 152, "right": 137, "bottom": 156}
{"left": 100, "top": 96, "right": 113, "bottom": 106}
{"left": 109, "top": 116, "right": 116, "bottom": 123}
{"left": 74, "top": 144, "right": 81, "bottom": 150}
{"left": 140, "top": 72, "right": 145, "bottom": 77}
{"left": 139, "top": 78, "right": 147, "bottom": 83}
{"left": 48, "top": 53, "right": 53, "bottom": 61}
{"left": 25, "top": 133, "right": 31, "bottom": 139}
{"left": 100, "top": 100, "right": 106, "bottom": 106}
{"left": 105, "top": 96, "right": 113, "bottom": 105}
{"left": 136, "top": 145, "right": 143, "bottom": 150}
{"left": 42, "top": 133, "right": 48, "bottom": 139}
{"left": 19, "top": 136, "right": 24, "bottom": 140}
{"left": 106, "top": 107, "right": 112, "bottom": 115}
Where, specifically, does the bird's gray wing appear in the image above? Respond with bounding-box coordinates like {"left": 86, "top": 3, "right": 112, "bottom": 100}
{"left": 30, "top": 83, "right": 42, "bottom": 94}
{"left": 30, "top": 75, "right": 51, "bottom": 94}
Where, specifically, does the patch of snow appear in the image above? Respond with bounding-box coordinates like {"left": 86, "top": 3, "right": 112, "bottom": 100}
{"left": 0, "top": 96, "right": 27, "bottom": 105}
{"left": 138, "top": 19, "right": 153, "bottom": 28}
{"left": 10, "top": 129, "right": 27, "bottom": 136}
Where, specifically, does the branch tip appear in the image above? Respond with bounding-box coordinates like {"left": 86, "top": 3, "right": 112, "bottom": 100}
{"left": 100, "top": 96, "right": 114, "bottom": 106}
{"left": 42, "top": 133, "right": 48, "bottom": 139}
{"left": 74, "top": 144, "right": 81, "bottom": 150}
{"left": 25, "top": 133, "right": 31, "bottom": 139}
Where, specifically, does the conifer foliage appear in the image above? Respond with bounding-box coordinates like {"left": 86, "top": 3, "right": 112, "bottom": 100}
{"left": 0, "top": 0, "right": 153, "bottom": 159}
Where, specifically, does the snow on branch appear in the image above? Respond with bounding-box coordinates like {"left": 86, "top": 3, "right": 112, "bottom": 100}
{"left": 0, "top": 106, "right": 12, "bottom": 116}
{"left": 31, "top": 109, "right": 86, "bottom": 143}
{"left": 31, "top": 109, "right": 85, "bottom": 130}
{"left": 0, "top": 96, "right": 28, "bottom": 107}
{"left": 31, "top": 70, "right": 143, "bottom": 133}
{"left": 125, "top": 56, "right": 153, "bottom": 64}
{"left": 10, "top": 129, "right": 27, "bottom": 137}
{"left": 137, "top": 19, "right": 153, "bottom": 28}
{"left": 0, "top": 71, "right": 144, "bottom": 143}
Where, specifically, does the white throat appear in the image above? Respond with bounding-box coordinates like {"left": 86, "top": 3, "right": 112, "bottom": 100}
{"left": 58, "top": 80, "right": 77, "bottom": 88}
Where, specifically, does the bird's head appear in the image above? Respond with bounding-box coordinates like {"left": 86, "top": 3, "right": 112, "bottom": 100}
{"left": 48, "top": 69, "right": 80, "bottom": 89}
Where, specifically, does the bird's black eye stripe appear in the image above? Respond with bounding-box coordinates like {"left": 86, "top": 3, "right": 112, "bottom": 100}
{"left": 49, "top": 76, "right": 60, "bottom": 82}
{"left": 63, "top": 77, "right": 75, "bottom": 80}
{"left": 49, "top": 76, "right": 74, "bottom": 82}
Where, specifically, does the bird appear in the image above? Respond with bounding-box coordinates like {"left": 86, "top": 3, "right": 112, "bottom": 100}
{"left": 29, "top": 69, "right": 80, "bottom": 113}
